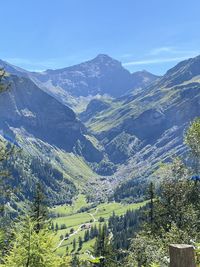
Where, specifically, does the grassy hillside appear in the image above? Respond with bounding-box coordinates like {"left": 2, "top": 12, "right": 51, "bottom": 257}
{"left": 79, "top": 76, "right": 200, "bottom": 201}
{"left": 51, "top": 195, "right": 147, "bottom": 258}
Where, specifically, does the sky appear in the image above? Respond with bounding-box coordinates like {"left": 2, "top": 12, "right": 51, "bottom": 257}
{"left": 0, "top": 0, "right": 200, "bottom": 75}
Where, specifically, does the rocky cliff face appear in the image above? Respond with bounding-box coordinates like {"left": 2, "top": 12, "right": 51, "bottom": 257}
{"left": 30, "top": 54, "right": 158, "bottom": 98}
{"left": 0, "top": 75, "right": 102, "bottom": 162}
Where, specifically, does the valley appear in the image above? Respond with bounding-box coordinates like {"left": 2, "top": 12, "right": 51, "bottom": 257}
{"left": 0, "top": 53, "right": 200, "bottom": 266}
{"left": 1, "top": 54, "right": 200, "bottom": 205}
{"left": 50, "top": 194, "right": 147, "bottom": 259}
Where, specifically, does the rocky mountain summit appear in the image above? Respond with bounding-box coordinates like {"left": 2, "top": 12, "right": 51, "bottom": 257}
{"left": 30, "top": 54, "right": 158, "bottom": 98}
{"left": 0, "top": 55, "right": 158, "bottom": 110}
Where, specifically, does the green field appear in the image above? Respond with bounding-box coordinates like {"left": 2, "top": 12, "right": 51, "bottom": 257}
{"left": 51, "top": 195, "right": 147, "bottom": 258}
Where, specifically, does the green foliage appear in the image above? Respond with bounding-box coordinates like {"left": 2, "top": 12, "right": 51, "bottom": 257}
{"left": 125, "top": 158, "right": 200, "bottom": 266}
{"left": 149, "top": 263, "right": 160, "bottom": 267}
{"left": 3, "top": 216, "right": 65, "bottom": 267}
{"left": 93, "top": 223, "right": 116, "bottom": 267}
{"left": 185, "top": 117, "right": 200, "bottom": 172}
{"left": 71, "top": 254, "right": 80, "bottom": 267}
{"left": 4, "top": 154, "right": 77, "bottom": 205}
{"left": 125, "top": 234, "right": 166, "bottom": 267}
{"left": 113, "top": 178, "right": 148, "bottom": 203}
{"left": 185, "top": 117, "right": 200, "bottom": 156}
{"left": 0, "top": 68, "right": 9, "bottom": 93}
{"left": 125, "top": 115, "right": 200, "bottom": 266}
{"left": 195, "top": 242, "right": 200, "bottom": 265}
{"left": 92, "top": 159, "right": 116, "bottom": 176}
{"left": 0, "top": 137, "right": 17, "bottom": 261}
{"left": 30, "top": 182, "right": 49, "bottom": 233}
{"left": 108, "top": 208, "right": 143, "bottom": 254}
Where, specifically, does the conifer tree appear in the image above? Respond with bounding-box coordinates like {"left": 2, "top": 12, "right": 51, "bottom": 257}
{"left": 30, "top": 182, "right": 48, "bottom": 233}
{"left": 71, "top": 254, "right": 80, "bottom": 267}
{"left": 148, "top": 182, "right": 155, "bottom": 228}
{"left": 72, "top": 238, "right": 76, "bottom": 252}
{"left": 3, "top": 216, "right": 65, "bottom": 267}
{"left": 78, "top": 236, "right": 83, "bottom": 250}
{"left": 93, "top": 224, "right": 115, "bottom": 267}
{"left": 185, "top": 117, "right": 200, "bottom": 173}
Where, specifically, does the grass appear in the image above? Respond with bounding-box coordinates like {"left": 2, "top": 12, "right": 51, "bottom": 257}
{"left": 52, "top": 197, "right": 148, "bottom": 258}
{"left": 84, "top": 78, "right": 196, "bottom": 135}
{"left": 51, "top": 194, "right": 90, "bottom": 216}
{"left": 15, "top": 132, "right": 99, "bottom": 188}
{"left": 53, "top": 151, "right": 99, "bottom": 185}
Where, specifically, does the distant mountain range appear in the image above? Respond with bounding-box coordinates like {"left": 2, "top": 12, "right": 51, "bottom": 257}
{"left": 0, "top": 55, "right": 159, "bottom": 109}
{"left": 0, "top": 54, "right": 200, "bottom": 204}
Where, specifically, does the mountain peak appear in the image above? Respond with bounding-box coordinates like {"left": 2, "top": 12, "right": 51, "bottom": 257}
{"left": 92, "top": 54, "right": 121, "bottom": 65}
{"left": 94, "top": 54, "right": 114, "bottom": 60}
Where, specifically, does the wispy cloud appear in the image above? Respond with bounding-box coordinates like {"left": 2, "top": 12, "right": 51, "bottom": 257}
{"left": 123, "top": 45, "right": 200, "bottom": 67}
{"left": 123, "top": 55, "right": 196, "bottom": 66}
{"left": 149, "top": 46, "right": 199, "bottom": 56}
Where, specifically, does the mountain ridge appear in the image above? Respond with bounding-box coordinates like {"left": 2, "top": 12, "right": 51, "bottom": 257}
{"left": 0, "top": 55, "right": 159, "bottom": 102}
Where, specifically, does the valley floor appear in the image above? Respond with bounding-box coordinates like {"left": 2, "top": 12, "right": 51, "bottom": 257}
{"left": 51, "top": 194, "right": 147, "bottom": 259}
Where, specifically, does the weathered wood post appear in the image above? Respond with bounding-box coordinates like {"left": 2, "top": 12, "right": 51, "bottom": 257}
{"left": 169, "top": 244, "right": 196, "bottom": 267}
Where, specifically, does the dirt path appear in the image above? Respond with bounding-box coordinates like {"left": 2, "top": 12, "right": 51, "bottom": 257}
{"left": 54, "top": 207, "right": 99, "bottom": 251}
{"left": 88, "top": 207, "right": 98, "bottom": 222}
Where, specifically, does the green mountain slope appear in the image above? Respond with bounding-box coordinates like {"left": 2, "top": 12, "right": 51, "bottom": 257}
{"left": 80, "top": 55, "right": 200, "bottom": 194}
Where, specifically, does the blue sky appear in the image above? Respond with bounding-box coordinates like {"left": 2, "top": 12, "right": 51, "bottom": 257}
{"left": 0, "top": 0, "right": 200, "bottom": 74}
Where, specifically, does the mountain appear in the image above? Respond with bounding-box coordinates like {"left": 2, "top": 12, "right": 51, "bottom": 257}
{"left": 30, "top": 54, "right": 158, "bottom": 97}
{"left": 130, "top": 70, "right": 159, "bottom": 92}
{"left": 1, "top": 54, "right": 200, "bottom": 204}
{"left": 0, "top": 74, "right": 103, "bottom": 161}
{"left": 0, "top": 73, "right": 111, "bottom": 205}
{"left": 0, "top": 56, "right": 158, "bottom": 110}
{"left": 81, "top": 55, "right": 200, "bottom": 195}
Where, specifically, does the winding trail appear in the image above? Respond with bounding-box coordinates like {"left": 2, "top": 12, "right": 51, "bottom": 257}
{"left": 88, "top": 207, "right": 98, "bottom": 222}
{"left": 54, "top": 207, "right": 99, "bottom": 251}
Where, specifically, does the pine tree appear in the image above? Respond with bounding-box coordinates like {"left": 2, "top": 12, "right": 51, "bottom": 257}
{"left": 30, "top": 182, "right": 48, "bottom": 233}
{"left": 78, "top": 236, "right": 83, "bottom": 250}
{"left": 3, "top": 216, "right": 64, "bottom": 267}
{"left": 93, "top": 224, "right": 115, "bottom": 267}
{"left": 72, "top": 238, "right": 76, "bottom": 252}
{"left": 148, "top": 182, "right": 155, "bottom": 231}
{"left": 71, "top": 254, "right": 80, "bottom": 267}
{"left": 84, "top": 229, "right": 90, "bottom": 242}
{"left": 50, "top": 221, "right": 54, "bottom": 231}
{"left": 185, "top": 117, "right": 200, "bottom": 173}
{"left": 0, "top": 102, "right": 16, "bottom": 262}
{"left": 55, "top": 223, "right": 59, "bottom": 232}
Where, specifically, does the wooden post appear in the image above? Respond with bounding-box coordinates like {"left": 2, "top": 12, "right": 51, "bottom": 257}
{"left": 169, "top": 244, "right": 196, "bottom": 267}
